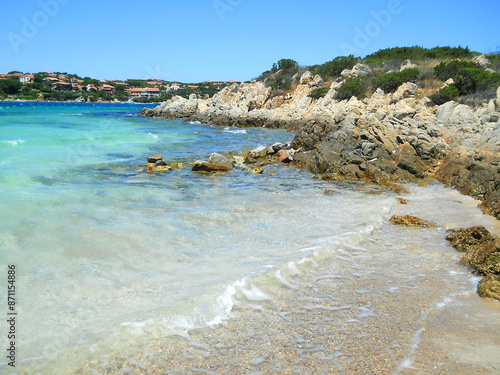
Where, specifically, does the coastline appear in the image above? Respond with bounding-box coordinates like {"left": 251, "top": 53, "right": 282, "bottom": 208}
{"left": 2, "top": 102, "right": 499, "bottom": 374}
{"left": 139, "top": 78, "right": 500, "bottom": 220}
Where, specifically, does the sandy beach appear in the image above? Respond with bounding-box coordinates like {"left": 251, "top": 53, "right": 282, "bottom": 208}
{"left": 75, "top": 186, "right": 500, "bottom": 375}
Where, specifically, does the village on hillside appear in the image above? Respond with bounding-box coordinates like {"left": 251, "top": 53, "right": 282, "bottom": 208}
{"left": 0, "top": 71, "right": 239, "bottom": 102}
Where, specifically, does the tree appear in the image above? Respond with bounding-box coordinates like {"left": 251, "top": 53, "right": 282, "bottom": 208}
{"left": 277, "top": 58, "right": 299, "bottom": 72}
{"left": 0, "top": 78, "right": 22, "bottom": 95}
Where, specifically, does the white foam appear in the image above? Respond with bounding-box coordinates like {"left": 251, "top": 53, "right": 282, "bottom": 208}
{"left": 287, "top": 261, "right": 301, "bottom": 275}
{"left": 147, "top": 133, "right": 158, "bottom": 139}
{"left": 242, "top": 285, "right": 271, "bottom": 301}
{"left": 223, "top": 126, "right": 247, "bottom": 134}
{"left": 251, "top": 144, "right": 266, "bottom": 152}
{"left": 275, "top": 270, "right": 297, "bottom": 289}
{"left": 1, "top": 139, "right": 25, "bottom": 146}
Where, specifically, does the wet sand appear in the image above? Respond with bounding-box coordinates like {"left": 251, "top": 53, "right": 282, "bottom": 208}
{"left": 76, "top": 209, "right": 500, "bottom": 375}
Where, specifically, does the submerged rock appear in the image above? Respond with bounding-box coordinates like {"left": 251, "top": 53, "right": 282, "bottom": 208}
{"left": 389, "top": 215, "right": 436, "bottom": 228}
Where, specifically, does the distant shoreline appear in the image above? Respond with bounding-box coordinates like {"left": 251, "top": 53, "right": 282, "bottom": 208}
{"left": 0, "top": 99, "right": 155, "bottom": 105}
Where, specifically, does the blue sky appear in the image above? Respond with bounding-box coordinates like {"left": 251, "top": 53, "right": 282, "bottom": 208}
{"left": 1, "top": 0, "right": 499, "bottom": 82}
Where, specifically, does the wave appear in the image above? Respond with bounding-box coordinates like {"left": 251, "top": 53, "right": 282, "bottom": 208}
{"left": 147, "top": 133, "right": 159, "bottom": 139}
{"left": 223, "top": 126, "right": 247, "bottom": 134}
{"left": 1, "top": 139, "right": 25, "bottom": 146}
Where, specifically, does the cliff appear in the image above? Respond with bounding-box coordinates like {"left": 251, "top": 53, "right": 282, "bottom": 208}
{"left": 140, "top": 71, "right": 500, "bottom": 219}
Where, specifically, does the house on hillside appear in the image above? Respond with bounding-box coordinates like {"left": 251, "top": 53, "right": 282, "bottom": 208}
{"left": 126, "top": 87, "right": 160, "bottom": 98}
{"left": 101, "top": 84, "right": 116, "bottom": 94}
{"left": 20, "top": 74, "right": 34, "bottom": 84}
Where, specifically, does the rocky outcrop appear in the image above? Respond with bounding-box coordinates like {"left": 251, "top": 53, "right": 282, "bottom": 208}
{"left": 389, "top": 215, "right": 436, "bottom": 228}
{"left": 140, "top": 76, "right": 500, "bottom": 218}
{"left": 447, "top": 226, "right": 500, "bottom": 300}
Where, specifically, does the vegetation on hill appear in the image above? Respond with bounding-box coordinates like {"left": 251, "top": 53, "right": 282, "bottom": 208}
{"left": 0, "top": 71, "right": 234, "bottom": 102}
{"left": 256, "top": 46, "right": 499, "bottom": 107}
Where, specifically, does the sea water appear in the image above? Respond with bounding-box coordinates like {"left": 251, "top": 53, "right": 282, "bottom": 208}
{"left": 0, "top": 103, "right": 498, "bottom": 374}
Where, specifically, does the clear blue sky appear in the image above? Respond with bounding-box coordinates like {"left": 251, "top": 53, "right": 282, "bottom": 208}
{"left": 1, "top": 0, "right": 499, "bottom": 82}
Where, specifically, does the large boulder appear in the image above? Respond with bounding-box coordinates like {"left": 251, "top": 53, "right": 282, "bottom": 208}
{"left": 192, "top": 153, "right": 234, "bottom": 172}
{"left": 394, "top": 142, "right": 428, "bottom": 178}
{"left": 436, "top": 101, "right": 456, "bottom": 123}
{"left": 448, "top": 104, "right": 478, "bottom": 125}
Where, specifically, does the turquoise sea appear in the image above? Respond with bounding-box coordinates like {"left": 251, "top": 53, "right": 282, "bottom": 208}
{"left": 1, "top": 102, "right": 499, "bottom": 373}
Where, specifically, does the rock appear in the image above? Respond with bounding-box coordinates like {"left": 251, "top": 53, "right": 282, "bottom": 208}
{"left": 447, "top": 226, "right": 500, "bottom": 275}
{"left": 351, "top": 63, "right": 372, "bottom": 77}
{"left": 400, "top": 59, "right": 417, "bottom": 71}
{"left": 192, "top": 153, "right": 234, "bottom": 172}
{"left": 446, "top": 226, "right": 496, "bottom": 252}
{"left": 477, "top": 275, "right": 500, "bottom": 300}
{"left": 341, "top": 64, "right": 372, "bottom": 78}
{"left": 250, "top": 167, "right": 263, "bottom": 174}
{"left": 389, "top": 215, "right": 436, "bottom": 228}
{"left": 497, "top": 86, "right": 500, "bottom": 100}
{"left": 272, "top": 142, "right": 284, "bottom": 152}
{"left": 436, "top": 101, "right": 456, "bottom": 123}
{"left": 300, "top": 71, "right": 312, "bottom": 83}
{"left": 460, "top": 237, "right": 500, "bottom": 275}
{"left": 441, "top": 78, "right": 454, "bottom": 89}
{"left": 277, "top": 149, "right": 293, "bottom": 163}
{"left": 147, "top": 153, "right": 163, "bottom": 163}
{"left": 155, "top": 160, "right": 168, "bottom": 167}
{"left": 472, "top": 54, "right": 491, "bottom": 69}
{"left": 486, "top": 99, "right": 496, "bottom": 114}
{"left": 397, "top": 198, "right": 408, "bottom": 204}
{"left": 394, "top": 143, "right": 428, "bottom": 178}
{"left": 155, "top": 165, "right": 172, "bottom": 172}
{"left": 449, "top": 104, "right": 478, "bottom": 125}
{"left": 393, "top": 82, "right": 418, "bottom": 100}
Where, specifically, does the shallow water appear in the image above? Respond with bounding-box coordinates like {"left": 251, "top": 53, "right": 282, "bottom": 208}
{"left": 1, "top": 103, "right": 499, "bottom": 374}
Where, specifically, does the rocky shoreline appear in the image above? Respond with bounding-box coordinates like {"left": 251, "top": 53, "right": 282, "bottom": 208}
{"left": 139, "top": 71, "right": 500, "bottom": 219}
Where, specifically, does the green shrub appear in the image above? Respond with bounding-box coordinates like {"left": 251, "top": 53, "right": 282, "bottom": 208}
{"left": 336, "top": 77, "right": 366, "bottom": 100}
{"left": 453, "top": 68, "right": 500, "bottom": 95}
{"left": 428, "top": 85, "right": 460, "bottom": 105}
{"left": 267, "top": 75, "right": 292, "bottom": 91}
{"left": 364, "top": 46, "right": 472, "bottom": 64}
{"left": 312, "top": 55, "right": 359, "bottom": 79}
{"left": 308, "top": 87, "right": 330, "bottom": 99}
{"left": 0, "top": 78, "right": 22, "bottom": 95}
{"left": 372, "top": 68, "right": 419, "bottom": 93}
{"left": 434, "top": 60, "right": 479, "bottom": 81}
